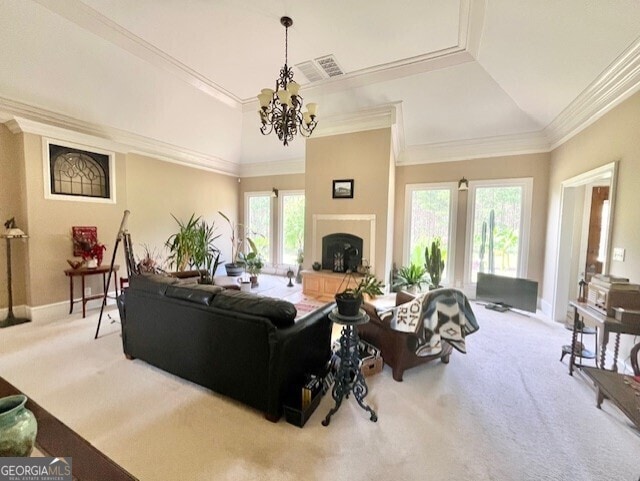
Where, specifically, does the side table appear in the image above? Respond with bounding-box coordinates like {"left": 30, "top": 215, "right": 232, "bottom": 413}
{"left": 322, "top": 308, "right": 378, "bottom": 426}
{"left": 64, "top": 265, "right": 119, "bottom": 318}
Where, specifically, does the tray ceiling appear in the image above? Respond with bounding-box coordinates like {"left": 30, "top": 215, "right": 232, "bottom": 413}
{"left": 1, "top": 0, "right": 639, "bottom": 171}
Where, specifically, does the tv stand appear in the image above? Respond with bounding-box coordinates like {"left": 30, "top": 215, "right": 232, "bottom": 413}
{"left": 485, "top": 302, "right": 510, "bottom": 312}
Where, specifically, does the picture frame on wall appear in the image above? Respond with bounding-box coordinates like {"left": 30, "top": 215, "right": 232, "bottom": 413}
{"left": 332, "top": 179, "right": 354, "bottom": 199}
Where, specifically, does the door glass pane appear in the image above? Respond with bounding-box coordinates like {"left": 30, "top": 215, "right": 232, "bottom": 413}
{"left": 409, "top": 188, "right": 450, "bottom": 282}
{"left": 281, "top": 194, "right": 305, "bottom": 265}
{"left": 471, "top": 186, "right": 522, "bottom": 282}
{"left": 247, "top": 195, "right": 271, "bottom": 262}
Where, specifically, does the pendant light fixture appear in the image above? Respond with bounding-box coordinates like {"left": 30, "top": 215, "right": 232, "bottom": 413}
{"left": 257, "top": 16, "right": 318, "bottom": 146}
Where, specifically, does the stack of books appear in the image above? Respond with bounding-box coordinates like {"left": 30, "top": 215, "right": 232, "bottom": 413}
{"left": 301, "top": 374, "right": 322, "bottom": 409}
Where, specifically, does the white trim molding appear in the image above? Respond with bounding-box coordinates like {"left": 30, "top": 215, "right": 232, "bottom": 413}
{"left": 239, "top": 158, "right": 305, "bottom": 178}
{"left": 2, "top": 107, "right": 239, "bottom": 176}
{"left": 399, "top": 131, "right": 550, "bottom": 165}
{"left": 545, "top": 37, "right": 640, "bottom": 150}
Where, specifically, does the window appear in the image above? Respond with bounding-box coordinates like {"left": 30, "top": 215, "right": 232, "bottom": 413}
{"left": 245, "top": 193, "right": 272, "bottom": 262}
{"left": 404, "top": 183, "right": 457, "bottom": 285}
{"left": 280, "top": 192, "right": 305, "bottom": 265}
{"left": 464, "top": 178, "right": 532, "bottom": 284}
{"left": 244, "top": 190, "right": 305, "bottom": 266}
{"left": 43, "top": 139, "right": 115, "bottom": 203}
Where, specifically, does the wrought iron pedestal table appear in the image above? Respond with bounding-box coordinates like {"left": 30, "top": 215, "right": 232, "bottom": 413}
{"left": 322, "top": 308, "right": 378, "bottom": 426}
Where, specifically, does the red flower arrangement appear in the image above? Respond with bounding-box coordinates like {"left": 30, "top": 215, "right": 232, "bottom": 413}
{"left": 74, "top": 236, "right": 106, "bottom": 266}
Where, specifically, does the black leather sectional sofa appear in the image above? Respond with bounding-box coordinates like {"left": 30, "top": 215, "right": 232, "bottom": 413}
{"left": 119, "top": 274, "right": 334, "bottom": 421}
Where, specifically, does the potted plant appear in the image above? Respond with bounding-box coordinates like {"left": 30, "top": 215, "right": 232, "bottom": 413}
{"left": 218, "top": 211, "right": 245, "bottom": 277}
{"left": 76, "top": 237, "right": 106, "bottom": 268}
{"left": 166, "top": 213, "right": 199, "bottom": 272}
{"left": 238, "top": 238, "right": 263, "bottom": 287}
{"left": 335, "top": 273, "right": 385, "bottom": 317}
{"left": 295, "top": 249, "right": 304, "bottom": 284}
{"left": 393, "top": 264, "right": 428, "bottom": 293}
{"left": 192, "top": 219, "right": 222, "bottom": 284}
{"left": 166, "top": 214, "right": 222, "bottom": 283}
{"left": 424, "top": 238, "right": 445, "bottom": 289}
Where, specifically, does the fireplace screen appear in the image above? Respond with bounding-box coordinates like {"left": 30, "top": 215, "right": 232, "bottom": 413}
{"left": 322, "top": 233, "right": 363, "bottom": 272}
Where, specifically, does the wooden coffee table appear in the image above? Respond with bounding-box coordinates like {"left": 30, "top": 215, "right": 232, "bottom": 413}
{"left": 582, "top": 367, "right": 640, "bottom": 429}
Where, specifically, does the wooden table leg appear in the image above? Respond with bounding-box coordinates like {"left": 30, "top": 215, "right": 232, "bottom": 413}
{"left": 68, "top": 276, "right": 74, "bottom": 314}
{"left": 81, "top": 275, "right": 86, "bottom": 318}
{"left": 101, "top": 272, "right": 107, "bottom": 307}
{"left": 612, "top": 333, "right": 621, "bottom": 373}
{"left": 600, "top": 328, "right": 608, "bottom": 370}
{"left": 569, "top": 306, "right": 579, "bottom": 376}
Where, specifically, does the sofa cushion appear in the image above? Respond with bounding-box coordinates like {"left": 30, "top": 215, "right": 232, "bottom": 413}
{"left": 130, "top": 273, "right": 178, "bottom": 296}
{"left": 211, "top": 290, "right": 296, "bottom": 328}
{"left": 165, "top": 284, "right": 223, "bottom": 306}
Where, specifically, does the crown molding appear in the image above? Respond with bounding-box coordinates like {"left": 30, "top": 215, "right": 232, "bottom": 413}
{"left": 398, "top": 131, "right": 550, "bottom": 165}
{"left": 312, "top": 102, "right": 401, "bottom": 139}
{"left": 0, "top": 97, "right": 239, "bottom": 176}
{"left": 239, "top": 158, "right": 305, "bottom": 178}
{"left": 32, "top": 0, "right": 240, "bottom": 109}
{"left": 545, "top": 37, "right": 640, "bottom": 150}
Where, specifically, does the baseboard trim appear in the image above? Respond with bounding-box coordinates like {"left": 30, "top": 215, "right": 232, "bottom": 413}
{"left": 25, "top": 292, "right": 118, "bottom": 323}
{"left": 540, "top": 299, "right": 552, "bottom": 319}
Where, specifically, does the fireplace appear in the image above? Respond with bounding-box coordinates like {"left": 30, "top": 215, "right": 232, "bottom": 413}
{"left": 322, "top": 233, "right": 363, "bottom": 272}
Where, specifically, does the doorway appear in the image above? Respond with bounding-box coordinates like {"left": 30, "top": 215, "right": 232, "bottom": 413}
{"left": 551, "top": 162, "right": 618, "bottom": 322}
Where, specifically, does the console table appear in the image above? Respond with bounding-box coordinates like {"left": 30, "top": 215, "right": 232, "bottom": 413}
{"left": 582, "top": 367, "right": 640, "bottom": 429}
{"left": 568, "top": 301, "right": 640, "bottom": 375}
{"left": 64, "top": 265, "right": 119, "bottom": 318}
{"left": 302, "top": 270, "right": 362, "bottom": 302}
{"left": 322, "top": 308, "right": 378, "bottom": 426}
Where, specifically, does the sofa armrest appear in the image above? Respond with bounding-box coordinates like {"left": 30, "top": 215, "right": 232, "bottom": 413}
{"left": 267, "top": 302, "right": 335, "bottom": 418}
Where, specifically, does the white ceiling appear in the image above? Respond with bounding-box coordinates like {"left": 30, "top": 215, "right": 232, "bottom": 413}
{"left": 1, "top": 0, "right": 639, "bottom": 174}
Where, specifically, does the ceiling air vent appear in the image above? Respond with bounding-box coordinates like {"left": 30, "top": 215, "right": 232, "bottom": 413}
{"left": 295, "top": 61, "right": 325, "bottom": 83}
{"left": 315, "top": 55, "right": 344, "bottom": 78}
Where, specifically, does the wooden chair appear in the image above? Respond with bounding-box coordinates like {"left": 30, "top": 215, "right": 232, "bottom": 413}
{"left": 631, "top": 342, "right": 640, "bottom": 376}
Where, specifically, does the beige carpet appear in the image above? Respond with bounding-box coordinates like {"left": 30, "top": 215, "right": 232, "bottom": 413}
{"left": 1, "top": 303, "right": 640, "bottom": 480}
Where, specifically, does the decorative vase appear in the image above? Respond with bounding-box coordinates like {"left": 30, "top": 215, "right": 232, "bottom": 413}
{"left": 224, "top": 263, "right": 244, "bottom": 277}
{"left": 312, "top": 262, "right": 321, "bottom": 271}
{"left": 0, "top": 395, "right": 38, "bottom": 457}
{"left": 250, "top": 275, "right": 259, "bottom": 287}
{"left": 86, "top": 258, "right": 98, "bottom": 269}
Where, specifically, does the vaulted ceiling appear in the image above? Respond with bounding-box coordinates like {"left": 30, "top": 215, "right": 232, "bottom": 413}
{"left": 1, "top": 1, "right": 639, "bottom": 176}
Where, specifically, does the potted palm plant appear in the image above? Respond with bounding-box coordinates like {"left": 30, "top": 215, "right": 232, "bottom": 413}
{"left": 218, "top": 211, "right": 245, "bottom": 277}
{"left": 335, "top": 273, "right": 385, "bottom": 317}
{"left": 166, "top": 214, "right": 222, "bottom": 283}
{"left": 393, "top": 264, "right": 428, "bottom": 293}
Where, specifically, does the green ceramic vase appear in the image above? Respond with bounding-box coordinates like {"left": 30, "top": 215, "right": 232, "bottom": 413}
{"left": 0, "top": 395, "right": 38, "bottom": 457}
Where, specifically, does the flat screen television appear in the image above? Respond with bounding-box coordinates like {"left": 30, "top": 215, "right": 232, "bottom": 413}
{"left": 476, "top": 272, "right": 538, "bottom": 313}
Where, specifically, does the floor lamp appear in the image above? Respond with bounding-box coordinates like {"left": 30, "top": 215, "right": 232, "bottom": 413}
{"left": 1, "top": 226, "right": 30, "bottom": 328}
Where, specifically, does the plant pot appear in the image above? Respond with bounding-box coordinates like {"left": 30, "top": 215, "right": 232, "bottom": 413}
{"left": 86, "top": 258, "right": 98, "bottom": 269}
{"left": 335, "top": 293, "right": 362, "bottom": 317}
{"left": 0, "top": 395, "right": 38, "bottom": 457}
{"left": 250, "top": 275, "right": 259, "bottom": 287}
{"left": 312, "top": 262, "right": 321, "bottom": 271}
{"left": 224, "top": 263, "right": 244, "bottom": 277}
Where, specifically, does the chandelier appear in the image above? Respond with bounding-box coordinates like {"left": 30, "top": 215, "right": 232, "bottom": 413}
{"left": 257, "top": 16, "right": 318, "bottom": 146}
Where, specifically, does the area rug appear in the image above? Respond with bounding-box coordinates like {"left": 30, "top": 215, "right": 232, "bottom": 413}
{"left": 294, "top": 298, "right": 329, "bottom": 319}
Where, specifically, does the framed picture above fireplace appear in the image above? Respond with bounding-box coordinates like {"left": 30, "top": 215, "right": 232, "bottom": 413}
{"left": 332, "top": 179, "right": 354, "bottom": 199}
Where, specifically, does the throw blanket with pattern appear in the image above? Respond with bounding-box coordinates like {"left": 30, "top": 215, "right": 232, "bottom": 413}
{"left": 380, "top": 289, "right": 479, "bottom": 356}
